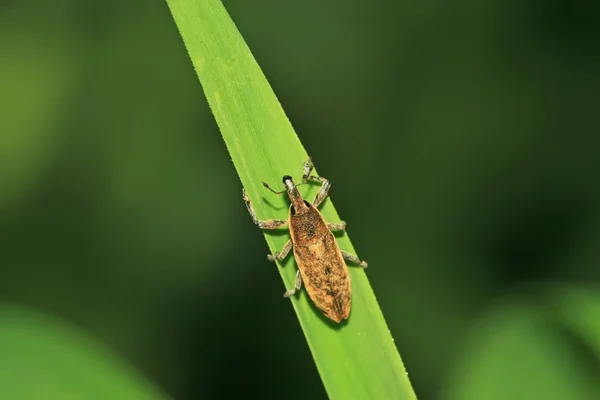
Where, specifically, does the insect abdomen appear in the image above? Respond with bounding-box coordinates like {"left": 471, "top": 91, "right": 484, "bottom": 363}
{"left": 288, "top": 204, "right": 352, "bottom": 322}
{"left": 293, "top": 233, "right": 351, "bottom": 322}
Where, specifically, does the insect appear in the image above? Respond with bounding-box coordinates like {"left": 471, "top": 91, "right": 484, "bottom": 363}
{"left": 242, "top": 157, "right": 368, "bottom": 323}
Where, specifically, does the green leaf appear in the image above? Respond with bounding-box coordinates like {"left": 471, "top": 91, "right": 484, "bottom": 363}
{"left": 165, "top": 0, "right": 417, "bottom": 399}
{"left": 0, "top": 305, "right": 168, "bottom": 400}
{"left": 549, "top": 284, "right": 600, "bottom": 363}
{"left": 440, "top": 287, "right": 600, "bottom": 400}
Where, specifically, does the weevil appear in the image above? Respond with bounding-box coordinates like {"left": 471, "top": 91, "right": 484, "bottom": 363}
{"left": 242, "top": 157, "right": 368, "bottom": 323}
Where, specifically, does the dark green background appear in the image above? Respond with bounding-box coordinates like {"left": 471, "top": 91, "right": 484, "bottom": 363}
{"left": 1, "top": 0, "right": 599, "bottom": 399}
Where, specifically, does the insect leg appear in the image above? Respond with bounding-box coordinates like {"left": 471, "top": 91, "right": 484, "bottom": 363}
{"left": 267, "top": 239, "right": 293, "bottom": 262}
{"left": 243, "top": 188, "right": 288, "bottom": 229}
{"left": 283, "top": 270, "right": 303, "bottom": 298}
{"left": 310, "top": 177, "right": 331, "bottom": 208}
{"left": 341, "top": 250, "right": 368, "bottom": 268}
{"left": 302, "top": 158, "right": 331, "bottom": 208}
{"left": 302, "top": 157, "right": 316, "bottom": 178}
{"left": 326, "top": 221, "right": 346, "bottom": 232}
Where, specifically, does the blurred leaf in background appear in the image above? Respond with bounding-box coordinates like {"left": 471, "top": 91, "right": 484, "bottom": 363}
{"left": 1, "top": 0, "right": 599, "bottom": 399}
{"left": 0, "top": 305, "right": 167, "bottom": 399}
{"left": 440, "top": 285, "right": 600, "bottom": 400}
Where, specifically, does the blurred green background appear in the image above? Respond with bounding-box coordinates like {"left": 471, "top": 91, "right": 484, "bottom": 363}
{"left": 1, "top": 0, "right": 600, "bottom": 399}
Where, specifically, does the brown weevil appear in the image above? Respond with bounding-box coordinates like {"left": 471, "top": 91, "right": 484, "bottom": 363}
{"left": 242, "top": 157, "right": 368, "bottom": 323}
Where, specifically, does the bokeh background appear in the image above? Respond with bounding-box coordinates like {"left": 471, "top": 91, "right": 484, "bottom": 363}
{"left": 1, "top": 0, "right": 600, "bottom": 399}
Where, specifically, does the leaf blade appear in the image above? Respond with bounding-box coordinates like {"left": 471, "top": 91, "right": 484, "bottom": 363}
{"left": 165, "top": 1, "right": 417, "bottom": 398}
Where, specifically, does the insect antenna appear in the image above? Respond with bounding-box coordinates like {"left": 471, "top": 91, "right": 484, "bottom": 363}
{"left": 262, "top": 182, "right": 286, "bottom": 194}
{"left": 262, "top": 180, "right": 307, "bottom": 194}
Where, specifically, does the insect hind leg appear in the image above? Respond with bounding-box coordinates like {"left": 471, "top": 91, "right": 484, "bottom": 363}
{"left": 283, "top": 270, "right": 303, "bottom": 298}
{"left": 341, "top": 250, "right": 368, "bottom": 268}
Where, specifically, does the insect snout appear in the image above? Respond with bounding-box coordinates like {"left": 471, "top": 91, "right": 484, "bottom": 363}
{"left": 282, "top": 175, "right": 293, "bottom": 184}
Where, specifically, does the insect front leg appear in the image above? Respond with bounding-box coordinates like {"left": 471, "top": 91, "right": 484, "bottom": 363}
{"left": 267, "top": 239, "right": 293, "bottom": 262}
{"left": 326, "top": 221, "right": 346, "bottom": 232}
{"left": 341, "top": 250, "right": 368, "bottom": 268}
{"left": 283, "top": 270, "right": 303, "bottom": 298}
{"left": 302, "top": 157, "right": 331, "bottom": 208}
{"left": 243, "top": 189, "right": 288, "bottom": 230}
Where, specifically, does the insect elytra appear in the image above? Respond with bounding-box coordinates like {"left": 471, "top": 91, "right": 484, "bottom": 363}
{"left": 242, "top": 158, "right": 368, "bottom": 323}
